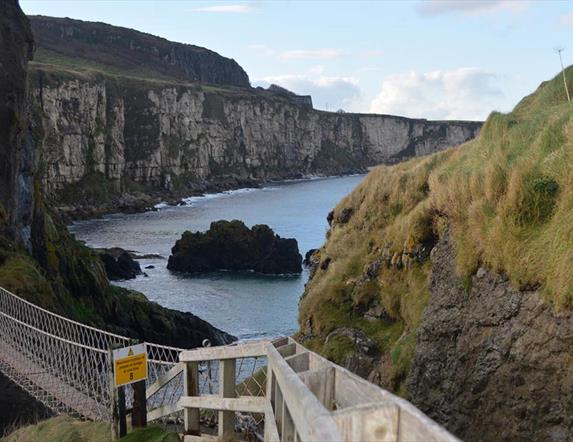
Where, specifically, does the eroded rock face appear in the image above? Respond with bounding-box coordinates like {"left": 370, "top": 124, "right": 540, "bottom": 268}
{"left": 407, "top": 232, "right": 573, "bottom": 441}
{"left": 0, "top": 0, "right": 34, "bottom": 248}
{"left": 99, "top": 248, "right": 142, "bottom": 281}
{"left": 168, "top": 220, "right": 303, "bottom": 275}
{"left": 325, "top": 327, "right": 379, "bottom": 378}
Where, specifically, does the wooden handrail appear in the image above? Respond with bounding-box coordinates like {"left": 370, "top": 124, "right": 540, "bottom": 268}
{"left": 179, "top": 340, "right": 267, "bottom": 362}
{"left": 266, "top": 342, "right": 343, "bottom": 441}
{"left": 179, "top": 395, "right": 265, "bottom": 413}
{"left": 146, "top": 362, "right": 184, "bottom": 399}
{"left": 146, "top": 336, "right": 459, "bottom": 442}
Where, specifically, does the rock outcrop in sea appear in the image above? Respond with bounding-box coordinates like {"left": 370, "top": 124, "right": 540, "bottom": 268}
{"left": 168, "top": 220, "right": 303, "bottom": 275}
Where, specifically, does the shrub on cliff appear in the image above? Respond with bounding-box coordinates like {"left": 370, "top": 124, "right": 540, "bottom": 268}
{"left": 168, "top": 220, "right": 303, "bottom": 275}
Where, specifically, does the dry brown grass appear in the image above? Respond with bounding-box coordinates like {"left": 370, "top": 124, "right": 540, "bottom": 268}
{"left": 299, "top": 66, "right": 573, "bottom": 392}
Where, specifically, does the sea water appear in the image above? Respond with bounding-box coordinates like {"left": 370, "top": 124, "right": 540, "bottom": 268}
{"left": 69, "top": 175, "right": 364, "bottom": 341}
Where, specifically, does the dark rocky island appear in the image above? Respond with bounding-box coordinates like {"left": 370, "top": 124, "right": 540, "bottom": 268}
{"left": 168, "top": 220, "right": 303, "bottom": 275}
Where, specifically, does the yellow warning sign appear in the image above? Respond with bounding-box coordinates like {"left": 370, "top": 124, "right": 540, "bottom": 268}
{"left": 113, "top": 343, "right": 147, "bottom": 387}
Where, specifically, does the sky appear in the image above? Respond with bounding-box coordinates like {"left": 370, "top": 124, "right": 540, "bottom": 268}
{"left": 19, "top": 0, "right": 573, "bottom": 121}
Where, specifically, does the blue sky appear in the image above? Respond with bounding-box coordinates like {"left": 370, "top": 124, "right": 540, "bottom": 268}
{"left": 20, "top": 0, "right": 573, "bottom": 120}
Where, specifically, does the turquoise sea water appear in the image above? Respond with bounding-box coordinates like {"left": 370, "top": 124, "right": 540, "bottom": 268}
{"left": 70, "top": 175, "right": 364, "bottom": 341}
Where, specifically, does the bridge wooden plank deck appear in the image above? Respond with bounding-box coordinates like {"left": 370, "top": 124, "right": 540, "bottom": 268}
{"left": 0, "top": 340, "right": 107, "bottom": 421}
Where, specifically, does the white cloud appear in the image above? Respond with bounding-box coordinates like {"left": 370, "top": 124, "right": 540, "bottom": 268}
{"left": 559, "top": 11, "right": 573, "bottom": 28}
{"left": 278, "top": 49, "right": 347, "bottom": 61}
{"left": 418, "top": 0, "right": 530, "bottom": 16}
{"left": 256, "top": 75, "right": 362, "bottom": 111}
{"left": 361, "top": 50, "right": 384, "bottom": 58}
{"left": 193, "top": 4, "right": 254, "bottom": 13}
{"left": 308, "top": 65, "right": 326, "bottom": 75}
{"left": 357, "top": 67, "right": 383, "bottom": 73}
{"left": 248, "top": 45, "right": 382, "bottom": 61}
{"left": 369, "top": 68, "right": 503, "bottom": 120}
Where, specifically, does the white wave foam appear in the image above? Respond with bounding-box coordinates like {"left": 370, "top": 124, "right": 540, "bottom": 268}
{"left": 181, "top": 187, "right": 259, "bottom": 205}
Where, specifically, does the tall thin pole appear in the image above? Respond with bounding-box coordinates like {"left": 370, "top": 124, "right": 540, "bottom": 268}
{"left": 556, "top": 47, "right": 571, "bottom": 102}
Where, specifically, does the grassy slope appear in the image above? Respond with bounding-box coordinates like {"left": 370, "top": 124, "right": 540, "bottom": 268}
{"left": 30, "top": 47, "right": 299, "bottom": 103}
{"left": 2, "top": 416, "right": 179, "bottom": 442}
{"left": 298, "top": 66, "right": 573, "bottom": 393}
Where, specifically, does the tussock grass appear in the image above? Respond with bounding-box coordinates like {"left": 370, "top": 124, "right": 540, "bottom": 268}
{"left": 2, "top": 416, "right": 179, "bottom": 442}
{"left": 2, "top": 416, "right": 108, "bottom": 442}
{"left": 299, "top": 66, "right": 573, "bottom": 392}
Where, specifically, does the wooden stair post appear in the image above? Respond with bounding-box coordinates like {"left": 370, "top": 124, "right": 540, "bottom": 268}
{"left": 219, "top": 358, "right": 236, "bottom": 441}
{"left": 183, "top": 361, "right": 200, "bottom": 435}
{"left": 131, "top": 379, "right": 147, "bottom": 429}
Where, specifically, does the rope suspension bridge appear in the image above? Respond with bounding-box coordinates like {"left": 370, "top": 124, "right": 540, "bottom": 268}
{"left": 0, "top": 285, "right": 458, "bottom": 441}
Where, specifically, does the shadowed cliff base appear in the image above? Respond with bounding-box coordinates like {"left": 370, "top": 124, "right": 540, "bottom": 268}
{"left": 0, "top": 372, "right": 51, "bottom": 436}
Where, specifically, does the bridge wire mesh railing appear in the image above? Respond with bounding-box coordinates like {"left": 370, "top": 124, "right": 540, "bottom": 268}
{"left": 0, "top": 287, "right": 184, "bottom": 422}
{"left": 0, "top": 286, "right": 267, "bottom": 436}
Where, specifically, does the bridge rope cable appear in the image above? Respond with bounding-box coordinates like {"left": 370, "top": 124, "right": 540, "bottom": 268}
{"left": 0, "top": 286, "right": 266, "bottom": 430}
{"left": 0, "top": 286, "right": 186, "bottom": 422}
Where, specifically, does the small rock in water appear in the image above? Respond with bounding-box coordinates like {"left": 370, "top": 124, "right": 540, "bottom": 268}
{"left": 304, "top": 249, "right": 318, "bottom": 265}
{"left": 145, "top": 265, "right": 155, "bottom": 269}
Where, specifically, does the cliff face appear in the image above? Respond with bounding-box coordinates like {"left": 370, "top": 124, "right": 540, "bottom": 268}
{"left": 29, "top": 15, "right": 250, "bottom": 87}
{"left": 25, "top": 16, "right": 481, "bottom": 212}
{"left": 407, "top": 231, "right": 573, "bottom": 441}
{"left": 29, "top": 68, "right": 481, "bottom": 207}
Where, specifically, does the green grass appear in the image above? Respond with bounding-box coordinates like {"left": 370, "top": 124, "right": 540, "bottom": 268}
{"left": 299, "top": 65, "right": 573, "bottom": 394}
{"left": 2, "top": 416, "right": 179, "bottom": 442}
{"left": 2, "top": 416, "right": 108, "bottom": 442}
{"left": 29, "top": 48, "right": 313, "bottom": 109}
{"left": 32, "top": 48, "right": 186, "bottom": 85}
{"left": 323, "top": 334, "right": 356, "bottom": 364}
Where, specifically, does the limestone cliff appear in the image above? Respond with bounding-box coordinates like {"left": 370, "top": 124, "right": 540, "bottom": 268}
{"left": 28, "top": 66, "right": 481, "bottom": 213}
{"left": 23, "top": 16, "right": 481, "bottom": 214}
